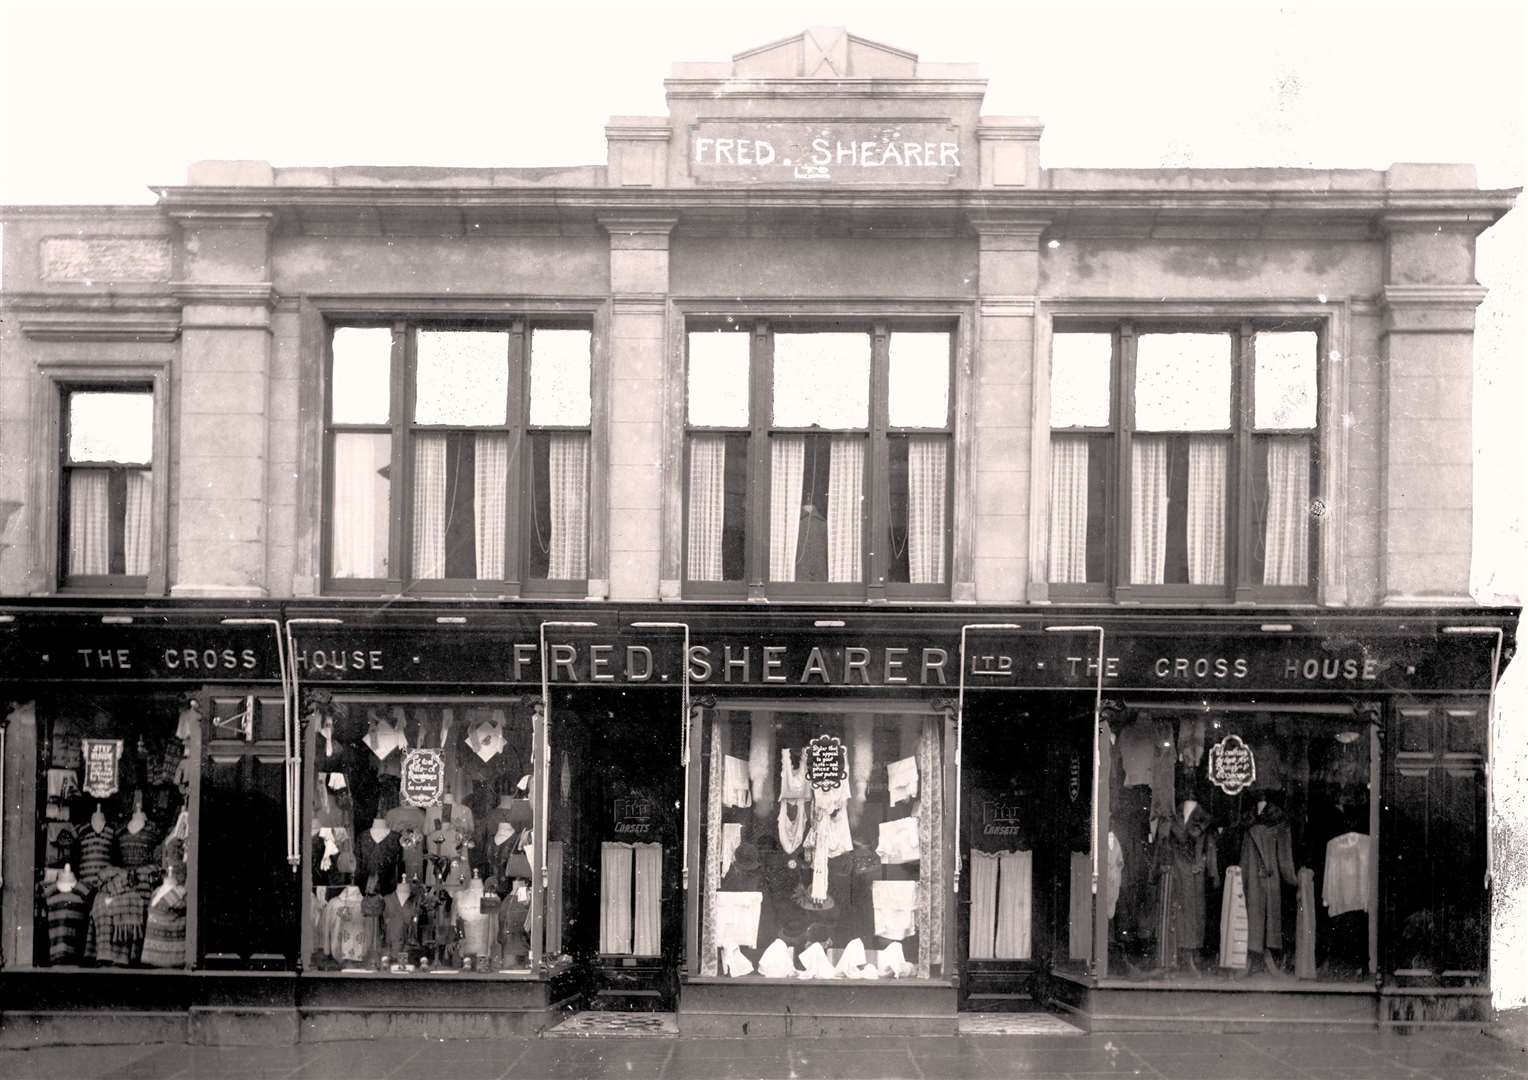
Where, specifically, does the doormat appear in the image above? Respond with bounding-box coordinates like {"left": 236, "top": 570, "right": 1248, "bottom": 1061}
{"left": 958, "top": 1013, "right": 1084, "bottom": 1035}
{"left": 545, "top": 1011, "right": 679, "bottom": 1038}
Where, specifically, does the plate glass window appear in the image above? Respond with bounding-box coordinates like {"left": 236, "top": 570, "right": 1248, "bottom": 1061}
{"left": 61, "top": 388, "right": 153, "bottom": 584}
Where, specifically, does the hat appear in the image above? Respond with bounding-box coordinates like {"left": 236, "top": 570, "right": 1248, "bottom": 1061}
{"left": 731, "top": 842, "right": 761, "bottom": 871}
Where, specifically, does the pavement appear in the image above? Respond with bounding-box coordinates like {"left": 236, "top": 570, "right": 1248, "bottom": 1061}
{"left": 1, "top": 1029, "right": 1526, "bottom": 1080}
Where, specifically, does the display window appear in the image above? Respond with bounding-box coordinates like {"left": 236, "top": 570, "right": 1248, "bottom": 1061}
{"left": 1106, "top": 706, "right": 1373, "bottom": 984}
{"left": 306, "top": 697, "right": 536, "bottom": 975}
{"left": 29, "top": 692, "right": 195, "bottom": 969}
{"left": 696, "top": 706, "right": 948, "bottom": 981}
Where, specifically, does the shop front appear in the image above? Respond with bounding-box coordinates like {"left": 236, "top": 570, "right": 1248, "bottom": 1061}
{"left": 0, "top": 601, "right": 296, "bottom": 1046}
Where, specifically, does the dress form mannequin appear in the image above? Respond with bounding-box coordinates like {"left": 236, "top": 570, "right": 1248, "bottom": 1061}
{"left": 395, "top": 879, "right": 411, "bottom": 904}
{"left": 370, "top": 818, "right": 390, "bottom": 843}
{"left": 152, "top": 863, "right": 179, "bottom": 908}
{"left": 127, "top": 792, "right": 147, "bottom": 834}
{"left": 90, "top": 804, "right": 107, "bottom": 833}
{"left": 1181, "top": 799, "right": 1198, "bottom": 825}
{"left": 57, "top": 863, "right": 77, "bottom": 893}
{"left": 494, "top": 821, "right": 515, "bottom": 846}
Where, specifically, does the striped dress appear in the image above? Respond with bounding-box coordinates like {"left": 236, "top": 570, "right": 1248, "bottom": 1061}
{"left": 44, "top": 882, "right": 93, "bottom": 964}
{"left": 139, "top": 885, "right": 188, "bottom": 968}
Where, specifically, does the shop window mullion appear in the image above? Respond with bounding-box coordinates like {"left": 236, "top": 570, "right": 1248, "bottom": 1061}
{"left": 504, "top": 321, "right": 527, "bottom": 595}
{"left": 867, "top": 322, "right": 891, "bottom": 600}
{"left": 1233, "top": 323, "right": 1256, "bottom": 602}
{"left": 390, "top": 322, "right": 411, "bottom": 585}
{"left": 1112, "top": 325, "right": 1135, "bottom": 602}
{"left": 746, "top": 321, "right": 771, "bottom": 599}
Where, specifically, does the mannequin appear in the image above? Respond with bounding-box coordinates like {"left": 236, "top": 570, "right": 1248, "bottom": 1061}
{"left": 90, "top": 803, "right": 107, "bottom": 834}
{"left": 151, "top": 863, "right": 179, "bottom": 908}
{"left": 56, "top": 862, "right": 77, "bottom": 893}
{"left": 126, "top": 793, "right": 148, "bottom": 835}
{"left": 369, "top": 817, "right": 390, "bottom": 844}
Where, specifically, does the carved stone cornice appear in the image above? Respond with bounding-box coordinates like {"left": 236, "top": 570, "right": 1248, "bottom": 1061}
{"left": 19, "top": 313, "right": 180, "bottom": 342}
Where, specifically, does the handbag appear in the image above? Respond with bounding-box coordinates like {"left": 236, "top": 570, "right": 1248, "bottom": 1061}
{"left": 361, "top": 894, "right": 385, "bottom": 917}
{"left": 479, "top": 894, "right": 502, "bottom": 913}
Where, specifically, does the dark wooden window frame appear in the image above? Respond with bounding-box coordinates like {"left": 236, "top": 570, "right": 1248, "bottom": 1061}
{"left": 321, "top": 316, "right": 595, "bottom": 599}
{"left": 1047, "top": 318, "right": 1322, "bottom": 605}
{"left": 680, "top": 316, "right": 956, "bottom": 602}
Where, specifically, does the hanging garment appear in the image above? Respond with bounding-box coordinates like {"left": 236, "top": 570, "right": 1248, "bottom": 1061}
{"left": 465, "top": 716, "right": 506, "bottom": 763}
{"left": 139, "top": 885, "right": 187, "bottom": 971}
{"left": 324, "top": 887, "right": 372, "bottom": 963}
{"left": 363, "top": 716, "right": 408, "bottom": 761}
{"left": 968, "top": 850, "right": 1000, "bottom": 960}
{"left": 1069, "top": 851, "right": 1092, "bottom": 961}
{"left": 600, "top": 842, "right": 634, "bottom": 954}
{"left": 116, "top": 825, "right": 159, "bottom": 870}
{"left": 886, "top": 756, "right": 919, "bottom": 807}
{"left": 875, "top": 816, "right": 921, "bottom": 865}
{"left": 806, "top": 778, "right": 854, "bottom": 901}
{"left": 721, "top": 822, "right": 743, "bottom": 877}
{"left": 748, "top": 717, "right": 776, "bottom": 809}
{"left": 716, "top": 890, "right": 763, "bottom": 950}
{"left": 722, "top": 755, "right": 753, "bottom": 808}
{"left": 1241, "top": 805, "right": 1297, "bottom": 955}
{"left": 1118, "top": 722, "right": 1158, "bottom": 786}
{"left": 777, "top": 749, "right": 811, "bottom": 854}
{"left": 355, "top": 830, "right": 404, "bottom": 896}
{"left": 44, "top": 882, "right": 93, "bottom": 964}
{"left": 1159, "top": 804, "right": 1218, "bottom": 953}
{"left": 86, "top": 869, "right": 147, "bottom": 967}
{"left": 1107, "top": 831, "right": 1125, "bottom": 919}
{"left": 381, "top": 891, "right": 420, "bottom": 956}
{"left": 1323, "top": 833, "right": 1371, "bottom": 916}
{"left": 633, "top": 843, "right": 662, "bottom": 957}
{"left": 872, "top": 879, "right": 918, "bottom": 941}
{"left": 995, "top": 850, "right": 1033, "bottom": 960}
{"left": 1295, "top": 867, "right": 1317, "bottom": 979}
{"left": 1178, "top": 717, "right": 1207, "bottom": 767}
{"left": 1218, "top": 865, "right": 1250, "bottom": 971}
{"left": 849, "top": 716, "right": 875, "bottom": 812}
{"left": 1156, "top": 871, "right": 1176, "bottom": 967}
{"left": 1148, "top": 723, "right": 1177, "bottom": 837}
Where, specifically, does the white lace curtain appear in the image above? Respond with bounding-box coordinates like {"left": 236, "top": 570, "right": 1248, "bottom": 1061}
{"left": 1131, "top": 436, "right": 1226, "bottom": 585}
{"left": 412, "top": 435, "right": 449, "bottom": 579}
{"left": 331, "top": 436, "right": 387, "bottom": 579}
{"left": 1263, "top": 438, "right": 1311, "bottom": 585}
{"left": 906, "top": 437, "right": 946, "bottom": 584}
{"left": 67, "top": 468, "right": 151, "bottom": 577}
{"left": 546, "top": 433, "right": 589, "bottom": 580}
{"left": 769, "top": 437, "right": 805, "bottom": 581}
{"left": 688, "top": 434, "right": 727, "bottom": 581}
{"left": 1130, "top": 438, "right": 1169, "bottom": 584}
{"left": 826, "top": 436, "right": 863, "bottom": 582}
{"left": 472, "top": 434, "right": 508, "bottom": 580}
{"left": 1186, "top": 439, "right": 1226, "bottom": 585}
{"left": 1048, "top": 436, "right": 1090, "bottom": 583}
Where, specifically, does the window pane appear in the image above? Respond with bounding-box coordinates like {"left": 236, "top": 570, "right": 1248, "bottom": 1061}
{"left": 330, "top": 432, "right": 391, "bottom": 579}
{"left": 1134, "top": 333, "right": 1231, "bottom": 431}
{"left": 1255, "top": 331, "right": 1318, "bottom": 430}
{"left": 530, "top": 329, "right": 592, "bottom": 426}
{"left": 1107, "top": 709, "right": 1372, "bottom": 985}
{"left": 688, "top": 330, "right": 750, "bottom": 427}
{"left": 1252, "top": 435, "right": 1313, "bottom": 586}
{"left": 769, "top": 433, "right": 862, "bottom": 583}
{"left": 772, "top": 333, "right": 870, "bottom": 428}
{"left": 331, "top": 327, "right": 392, "bottom": 424}
{"left": 414, "top": 331, "right": 509, "bottom": 426}
{"left": 410, "top": 432, "right": 509, "bottom": 581}
{"left": 889, "top": 332, "right": 950, "bottom": 428}
{"left": 888, "top": 435, "right": 947, "bottom": 584}
{"left": 1130, "top": 434, "right": 1226, "bottom": 585}
{"left": 68, "top": 391, "right": 152, "bottom": 464}
{"left": 526, "top": 431, "right": 590, "bottom": 581}
{"left": 1048, "top": 434, "right": 1107, "bottom": 584}
{"left": 1050, "top": 333, "right": 1112, "bottom": 428}
{"left": 687, "top": 432, "right": 748, "bottom": 582}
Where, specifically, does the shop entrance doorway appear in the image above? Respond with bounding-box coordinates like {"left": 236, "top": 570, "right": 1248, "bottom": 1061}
{"left": 549, "top": 694, "right": 682, "bottom": 1009}
{"left": 196, "top": 690, "right": 297, "bottom": 969}
{"left": 959, "top": 701, "right": 1093, "bottom": 1011}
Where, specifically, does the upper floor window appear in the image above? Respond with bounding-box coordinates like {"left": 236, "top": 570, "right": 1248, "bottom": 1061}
{"left": 684, "top": 321, "right": 952, "bottom": 599}
{"left": 325, "top": 321, "right": 591, "bottom": 595}
{"left": 61, "top": 388, "right": 153, "bottom": 588}
{"left": 1047, "top": 324, "right": 1318, "bottom": 601}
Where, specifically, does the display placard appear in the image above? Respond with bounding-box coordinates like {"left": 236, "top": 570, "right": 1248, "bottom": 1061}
{"left": 806, "top": 734, "right": 848, "bottom": 791}
{"left": 1207, "top": 734, "right": 1257, "bottom": 795}
{"left": 82, "top": 738, "right": 123, "bottom": 798}
{"left": 401, "top": 748, "right": 446, "bottom": 808}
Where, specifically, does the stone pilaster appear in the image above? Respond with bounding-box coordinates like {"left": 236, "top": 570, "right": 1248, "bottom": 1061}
{"left": 168, "top": 210, "right": 275, "bottom": 597}
{"left": 967, "top": 214, "right": 1048, "bottom": 604}
{"left": 1377, "top": 200, "right": 1490, "bottom": 605}
{"left": 600, "top": 215, "right": 676, "bottom": 602}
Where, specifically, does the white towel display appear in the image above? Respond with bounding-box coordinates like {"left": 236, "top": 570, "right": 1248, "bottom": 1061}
{"left": 886, "top": 755, "right": 919, "bottom": 806}
{"left": 876, "top": 816, "right": 921, "bottom": 864}
{"left": 716, "top": 890, "right": 763, "bottom": 950}
{"left": 872, "top": 879, "right": 919, "bottom": 941}
{"left": 722, "top": 755, "right": 753, "bottom": 808}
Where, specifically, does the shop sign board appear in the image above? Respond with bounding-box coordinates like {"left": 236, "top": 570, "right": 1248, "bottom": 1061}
{"left": 690, "top": 120, "right": 962, "bottom": 184}
{"left": 980, "top": 798, "right": 1024, "bottom": 838}
{"left": 614, "top": 794, "right": 657, "bottom": 836}
{"left": 401, "top": 749, "right": 446, "bottom": 808}
{"left": 1207, "top": 734, "right": 1257, "bottom": 795}
{"left": 806, "top": 734, "right": 848, "bottom": 791}
{"left": 82, "top": 738, "right": 123, "bottom": 798}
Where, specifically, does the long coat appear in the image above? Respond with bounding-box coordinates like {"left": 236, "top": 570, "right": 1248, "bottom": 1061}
{"left": 1159, "top": 805, "right": 1218, "bottom": 952}
{"left": 1240, "top": 808, "right": 1298, "bottom": 954}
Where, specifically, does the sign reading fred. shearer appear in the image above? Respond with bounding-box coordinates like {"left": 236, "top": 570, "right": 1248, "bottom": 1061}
{"left": 691, "top": 121, "right": 961, "bottom": 184}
